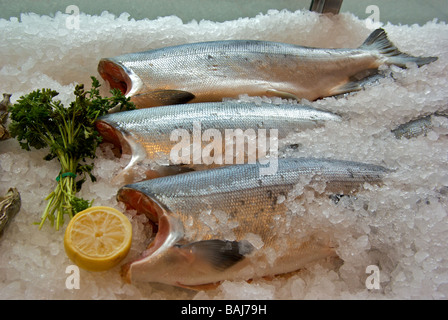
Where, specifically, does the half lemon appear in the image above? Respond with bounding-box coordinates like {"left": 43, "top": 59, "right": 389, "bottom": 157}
{"left": 64, "top": 206, "right": 132, "bottom": 272}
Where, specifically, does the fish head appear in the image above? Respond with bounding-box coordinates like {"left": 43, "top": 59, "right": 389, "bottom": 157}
{"left": 117, "top": 185, "right": 255, "bottom": 288}
{"left": 120, "top": 217, "right": 190, "bottom": 285}
{"left": 98, "top": 55, "right": 195, "bottom": 108}
{"left": 95, "top": 116, "right": 166, "bottom": 184}
{"left": 98, "top": 57, "right": 143, "bottom": 99}
{"left": 117, "top": 185, "right": 185, "bottom": 284}
{"left": 95, "top": 119, "right": 124, "bottom": 151}
{"left": 117, "top": 185, "right": 214, "bottom": 287}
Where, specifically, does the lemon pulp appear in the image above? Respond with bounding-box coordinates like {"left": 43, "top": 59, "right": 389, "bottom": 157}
{"left": 64, "top": 206, "right": 132, "bottom": 272}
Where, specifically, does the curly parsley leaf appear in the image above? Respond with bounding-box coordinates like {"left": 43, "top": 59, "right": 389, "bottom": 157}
{"left": 8, "top": 77, "right": 135, "bottom": 230}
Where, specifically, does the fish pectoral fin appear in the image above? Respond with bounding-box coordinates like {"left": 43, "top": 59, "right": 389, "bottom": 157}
{"left": 133, "top": 89, "right": 195, "bottom": 107}
{"left": 177, "top": 239, "right": 254, "bottom": 271}
{"left": 266, "top": 89, "right": 299, "bottom": 100}
{"left": 329, "top": 72, "right": 387, "bottom": 98}
{"left": 328, "top": 80, "right": 364, "bottom": 97}
{"left": 157, "top": 164, "right": 196, "bottom": 176}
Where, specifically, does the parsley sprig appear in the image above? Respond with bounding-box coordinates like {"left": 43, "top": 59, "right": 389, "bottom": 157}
{"left": 8, "top": 77, "right": 135, "bottom": 230}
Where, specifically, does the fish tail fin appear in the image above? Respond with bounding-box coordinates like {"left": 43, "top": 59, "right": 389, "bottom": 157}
{"left": 360, "top": 28, "right": 438, "bottom": 67}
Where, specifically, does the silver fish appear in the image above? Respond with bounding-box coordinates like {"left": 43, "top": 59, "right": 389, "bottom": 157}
{"left": 392, "top": 111, "right": 448, "bottom": 139}
{"left": 95, "top": 102, "right": 341, "bottom": 183}
{"left": 117, "top": 157, "right": 388, "bottom": 289}
{"left": 392, "top": 115, "right": 433, "bottom": 139}
{"left": 98, "top": 28, "right": 437, "bottom": 108}
{"left": 0, "top": 188, "right": 21, "bottom": 237}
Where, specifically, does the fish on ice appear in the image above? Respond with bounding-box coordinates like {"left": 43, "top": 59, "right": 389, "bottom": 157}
{"left": 392, "top": 111, "right": 448, "bottom": 139}
{"left": 95, "top": 101, "right": 341, "bottom": 183}
{"left": 117, "top": 157, "right": 389, "bottom": 289}
{"left": 98, "top": 28, "right": 437, "bottom": 108}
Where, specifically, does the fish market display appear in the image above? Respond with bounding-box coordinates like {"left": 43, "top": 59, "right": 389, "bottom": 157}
{"left": 1, "top": 8, "right": 447, "bottom": 300}
{"left": 95, "top": 102, "right": 341, "bottom": 182}
{"left": 117, "top": 157, "right": 389, "bottom": 288}
{"left": 98, "top": 28, "right": 437, "bottom": 108}
{"left": 0, "top": 188, "right": 21, "bottom": 237}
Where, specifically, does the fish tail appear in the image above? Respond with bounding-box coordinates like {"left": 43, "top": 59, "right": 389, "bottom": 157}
{"left": 360, "top": 28, "right": 438, "bottom": 67}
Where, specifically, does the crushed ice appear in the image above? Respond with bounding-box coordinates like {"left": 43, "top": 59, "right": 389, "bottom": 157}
{"left": 1, "top": 9, "right": 448, "bottom": 299}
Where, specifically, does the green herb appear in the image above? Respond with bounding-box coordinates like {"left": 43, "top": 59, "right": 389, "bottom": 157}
{"left": 8, "top": 77, "right": 135, "bottom": 230}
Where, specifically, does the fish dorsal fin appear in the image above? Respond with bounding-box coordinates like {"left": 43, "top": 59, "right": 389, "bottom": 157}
{"left": 176, "top": 239, "right": 254, "bottom": 271}
{"left": 360, "top": 28, "right": 400, "bottom": 54}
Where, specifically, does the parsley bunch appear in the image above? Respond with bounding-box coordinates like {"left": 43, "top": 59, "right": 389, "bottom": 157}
{"left": 9, "top": 77, "right": 135, "bottom": 230}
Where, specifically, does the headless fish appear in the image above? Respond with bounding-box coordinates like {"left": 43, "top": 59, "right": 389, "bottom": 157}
{"left": 98, "top": 28, "right": 437, "bottom": 108}
{"left": 95, "top": 101, "right": 341, "bottom": 183}
{"left": 117, "top": 157, "right": 389, "bottom": 289}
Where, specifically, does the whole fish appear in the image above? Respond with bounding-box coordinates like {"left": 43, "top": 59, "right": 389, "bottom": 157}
{"left": 95, "top": 102, "right": 341, "bottom": 183}
{"left": 98, "top": 28, "right": 437, "bottom": 108}
{"left": 0, "top": 188, "right": 21, "bottom": 237}
{"left": 392, "top": 115, "right": 433, "bottom": 139}
{"left": 392, "top": 111, "right": 448, "bottom": 139}
{"left": 117, "top": 157, "right": 389, "bottom": 289}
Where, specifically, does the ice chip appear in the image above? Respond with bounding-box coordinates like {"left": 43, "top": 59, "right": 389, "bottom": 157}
{"left": 414, "top": 250, "right": 429, "bottom": 263}
{"left": 244, "top": 233, "right": 264, "bottom": 250}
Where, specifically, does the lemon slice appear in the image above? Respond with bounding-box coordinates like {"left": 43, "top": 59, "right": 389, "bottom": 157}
{"left": 64, "top": 206, "right": 132, "bottom": 272}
